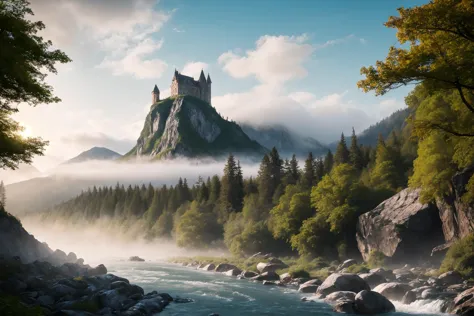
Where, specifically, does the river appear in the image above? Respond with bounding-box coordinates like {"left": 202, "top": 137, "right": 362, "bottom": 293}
{"left": 100, "top": 260, "right": 447, "bottom": 316}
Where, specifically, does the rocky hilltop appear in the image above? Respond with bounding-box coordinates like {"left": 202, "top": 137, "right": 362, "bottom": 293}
{"left": 126, "top": 96, "right": 266, "bottom": 160}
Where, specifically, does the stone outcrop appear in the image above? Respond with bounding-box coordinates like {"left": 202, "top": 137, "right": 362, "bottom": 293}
{"left": 315, "top": 273, "right": 370, "bottom": 299}
{"left": 435, "top": 166, "right": 474, "bottom": 243}
{"left": 450, "top": 287, "right": 474, "bottom": 315}
{"left": 356, "top": 188, "right": 445, "bottom": 264}
{"left": 373, "top": 282, "right": 412, "bottom": 301}
{"left": 354, "top": 290, "right": 395, "bottom": 314}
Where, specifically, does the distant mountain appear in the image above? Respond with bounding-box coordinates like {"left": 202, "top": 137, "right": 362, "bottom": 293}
{"left": 240, "top": 123, "right": 327, "bottom": 157}
{"left": 0, "top": 163, "right": 42, "bottom": 185}
{"left": 65, "top": 147, "right": 122, "bottom": 164}
{"left": 125, "top": 95, "right": 266, "bottom": 160}
{"left": 328, "top": 107, "right": 412, "bottom": 150}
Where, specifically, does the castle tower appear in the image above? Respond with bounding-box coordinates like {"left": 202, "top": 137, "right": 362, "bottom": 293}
{"left": 206, "top": 73, "right": 212, "bottom": 104}
{"left": 199, "top": 69, "right": 207, "bottom": 101}
{"left": 152, "top": 84, "right": 160, "bottom": 103}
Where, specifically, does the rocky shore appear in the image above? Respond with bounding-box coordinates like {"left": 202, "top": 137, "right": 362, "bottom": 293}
{"left": 0, "top": 255, "right": 191, "bottom": 315}
{"left": 171, "top": 255, "right": 474, "bottom": 315}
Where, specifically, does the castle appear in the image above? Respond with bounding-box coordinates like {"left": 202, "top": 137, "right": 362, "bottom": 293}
{"left": 152, "top": 69, "right": 212, "bottom": 104}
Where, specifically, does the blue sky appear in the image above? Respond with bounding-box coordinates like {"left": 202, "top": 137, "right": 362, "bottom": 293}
{"left": 15, "top": 0, "right": 427, "bottom": 170}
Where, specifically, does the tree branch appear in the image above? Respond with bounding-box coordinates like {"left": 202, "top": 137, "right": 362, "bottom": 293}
{"left": 417, "top": 121, "right": 474, "bottom": 137}
{"left": 455, "top": 84, "right": 474, "bottom": 114}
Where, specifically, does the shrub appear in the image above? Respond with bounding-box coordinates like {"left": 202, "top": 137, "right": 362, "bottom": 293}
{"left": 346, "top": 264, "right": 369, "bottom": 274}
{"left": 0, "top": 295, "right": 44, "bottom": 316}
{"left": 288, "top": 267, "right": 310, "bottom": 279}
{"left": 367, "top": 250, "right": 386, "bottom": 268}
{"left": 440, "top": 234, "right": 474, "bottom": 277}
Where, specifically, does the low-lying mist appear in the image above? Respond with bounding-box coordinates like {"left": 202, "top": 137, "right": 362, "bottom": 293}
{"left": 6, "top": 158, "right": 261, "bottom": 215}
{"left": 22, "top": 216, "right": 229, "bottom": 267}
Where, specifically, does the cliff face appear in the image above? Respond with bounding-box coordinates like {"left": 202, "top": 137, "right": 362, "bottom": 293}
{"left": 0, "top": 206, "right": 52, "bottom": 262}
{"left": 126, "top": 96, "right": 266, "bottom": 159}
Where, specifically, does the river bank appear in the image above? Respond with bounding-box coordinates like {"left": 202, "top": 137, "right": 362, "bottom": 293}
{"left": 168, "top": 254, "right": 474, "bottom": 315}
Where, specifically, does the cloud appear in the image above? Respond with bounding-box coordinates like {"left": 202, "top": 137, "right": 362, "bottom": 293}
{"left": 172, "top": 27, "right": 185, "bottom": 33}
{"left": 97, "top": 38, "right": 168, "bottom": 79}
{"left": 181, "top": 61, "right": 209, "bottom": 78}
{"left": 313, "top": 34, "right": 362, "bottom": 50}
{"left": 61, "top": 132, "right": 135, "bottom": 155}
{"left": 218, "top": 34, "right": 314, "bottom": 84}
{"left": 213, "top": 85, "right": 378, "bottom": 142}
{"left": 29, "top": 0, "right": 172, "bottom": 79}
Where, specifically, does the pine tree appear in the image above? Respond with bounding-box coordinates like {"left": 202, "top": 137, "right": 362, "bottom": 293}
{"left": 257, "top": 154, "right": 273, "bottom": 207}
{"left": 334, "top": 133, "right": 350, "bottom": 165}
{"left": 314, "top": 157, "right": 325, "bottom": 182}
{"left": 324, "top": 149, "right": 334, "bottom": 174}
{"left": 220, "top": 154, "right": 243, "bottom": 211}
{"left": 209, "top": 175, "right": 221, "bottom": 203}
{"left": 349, "top": 128, "right": 364, "bottom": 170}
{"left": 301, "top": 152, "right": 315, "bottom": 190}
{"left": 370, "top": 134, "right": 398, "bottom": 191}
{"left": 146, "top": 189, "right": 163, "bottom": 223}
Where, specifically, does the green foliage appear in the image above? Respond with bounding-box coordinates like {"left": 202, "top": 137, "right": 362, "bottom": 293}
{"left": 370, "top": 135, "right": 399, "bottom": 192}
{"left": 334, "top": 133, "right": 350, "bottom": 166}
{"left": 440, "top": 234, "right": 474, "bottom": 277}
{"left": 287, "top": 267, "right": 310, "bottom": 279}
{"left": 220, "top": 154, "right": 244, "bottom": 212}
{"left": 291, "top": 215, "right": 335, "bottom": 258}
{"left": 0, "top": 0, "right": 71, "bottom": 169}
{"left": 175, "top": 202, "right": 222, "bottom": 249}
{"left": 367, "top": 250, "right": 387, "bottom": 268}
{"left": 346, "top": 264, "right": 370, "bottom": 274}
{"left": 270, "top": 185, "right": 313, "bottom": 241}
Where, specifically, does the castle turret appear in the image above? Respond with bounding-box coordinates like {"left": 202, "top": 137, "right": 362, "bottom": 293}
{"left": 152, "top": 84, "right": 160, "bottom": 103}
{"left": 206, "top": 74, "right": 212, "bottom": 104}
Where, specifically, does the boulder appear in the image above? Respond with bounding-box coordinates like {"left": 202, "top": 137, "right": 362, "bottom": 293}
{"left": 325, "top": 291, "right": 356, "bottom": 304}
{"left": 354, "top": 290, "right": 395, "bottom": 314}
{"left": 369, "top": 268, "right": 394, "bottom": 280}
{"left": 359, "top": 272, "right": 386, "bottom": 288}
{"left": 215, "top": 263, "right": 239, "bottom": 273}
{"left": 402, "top": 290, "right": 417, "bottom": 304}
{"left": 251, "top": 271, "right": 280, "bottom": 281}
{"left": 333, "top": 301, "right": 356, "bottom": 314}
{"left": 431, "top": 243, "right": 453, "bottom": 264}
{"left": 201, "top": 264, "right": 216, "bottom": 271}
{"left": 356, "top": 188, "right": 445, "bottom": 264}
{"left": 439, "top": 271, "right": 464, "bottom": 286}
{"left": 280, "top": 273, "right": 292, "bottom": 283}
{"left": 315, "top": 273, "right": 370, "bottom": 299}
{"left": 373, "top": 282, "right": 412, "bottom": 301}
{"left": 298, "top": 279, "right": 321, "bottom": 293}
{"left": 338, "top": 259, "right": 357, "bottom": 271}
{"left": 129, "top": 256, "right": 145, "bottom": 262}
{"left": 238, "top": 271, "right": 258, "bottom": 279}
{"left": 224, "top": 269, "right": 242, "bottom": 277}
{"left": 256, "top": 262, "right": 286, "bottom": 273}
{"left": 88, "top": 264, "right": 107, "bottom": 276}
{"left": 451, "top": 287, "right": 474, "bottom": 315}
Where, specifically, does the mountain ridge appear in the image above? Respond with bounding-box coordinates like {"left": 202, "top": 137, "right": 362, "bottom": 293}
{"left": 64, "top": 146, "right": 122, "bottom": 164}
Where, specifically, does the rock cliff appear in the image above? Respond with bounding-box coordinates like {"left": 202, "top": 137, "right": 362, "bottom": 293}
{"left": 126, "top": 96, "right": 266, "bottom": 160}
{"left": 356, "top": 188, "right": 445, "bottom": 264}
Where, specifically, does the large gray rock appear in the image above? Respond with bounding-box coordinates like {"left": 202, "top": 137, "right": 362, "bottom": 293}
{"left": 373, "top": 282, "right": 412, "bottom": 301}
{"left": 359, "top": 272, "right": 387, "bottom": 288}
{"left": 200, "top": 263, "right": 216, "bottom": 271}
{"left": 251, "top": 271, "right": 280, "bottom": 281}
{"left": 356, "top": 188, "right": 444, "bottom": 264}
{"left": 215, "top": 263, "right": 238, "bottom": 273}
{"left": 256, "top": 262, "right": 287, "bottom": 273}
{"left": 315, "top": 273, "right": 370, "bottom": 299}
{"left": 224, "top": 269, "right": 242, "bottom": 277}
{"left": 450, "top": 287, "right": 474, "bottom": 315}
{"left": 354, "top": 290, "right": 395, "bottom": 314}
{"left": 438, "top": 271, "right": 464, "bottom": 286}
{"left": 324, "top": 291, "right": 356, "bottom": 304}
{"left": 298, "top": 279, "right": 322, "bottom": 293}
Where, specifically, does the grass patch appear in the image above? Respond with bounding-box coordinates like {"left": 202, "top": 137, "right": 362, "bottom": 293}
{"left": 345, "top": 264, "right": 370, "bottom": 274}
{"left": 440, "top": 233, "right": 474, "bottom": 277}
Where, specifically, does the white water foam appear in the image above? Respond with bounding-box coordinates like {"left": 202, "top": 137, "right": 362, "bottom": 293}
{"left": 232, "top": 291, "right": 256, "bottom": 301}
{"left": 393, "top": 299, "right": 448, "bottom": 315}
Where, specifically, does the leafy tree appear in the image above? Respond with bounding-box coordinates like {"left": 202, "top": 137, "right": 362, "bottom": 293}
{"left": 270, "top": 185, "right": 313, "bottom": 241}
{"left": 290, "top": 215, "right": 335, "bottom": 258}
{"left": 176, "top": 202, "right": 222, "bottom": 248}
{"left": 152, "top": 210, "right": 174, "bottom": 237}
{"left": 357, "top": 0, "right": 474, "bottom": 136}
{"left": 145, "top": 189, "right": 162, "bottom": 223}
{"left": 0, "top": 0, "right": 71, "bottom": 169}
{"left": 209, "top": 175, "right": 221, "bottom": 203}
{"left": 334, "top": 133, "right": 350, "bottom": 165}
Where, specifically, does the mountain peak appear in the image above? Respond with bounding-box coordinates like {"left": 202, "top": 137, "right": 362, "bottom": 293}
{"left": 65, "top": 147, "right": 122, "bottom": 164}
{"left": 125, "top": 95, "right": 266, "bottom": 160}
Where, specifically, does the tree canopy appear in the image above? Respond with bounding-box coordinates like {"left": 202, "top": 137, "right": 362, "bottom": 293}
{"left": 0, "top": 0, "right": 71, "bottom": 169}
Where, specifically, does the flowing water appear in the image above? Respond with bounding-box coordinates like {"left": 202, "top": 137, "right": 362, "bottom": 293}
{"left": 101, "top": 260, "right": 447, "bottom": 316}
